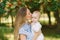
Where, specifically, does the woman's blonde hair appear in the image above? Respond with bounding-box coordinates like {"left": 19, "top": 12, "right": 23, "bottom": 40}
{"left": 14, "top": 7, "right": 27, "bottom": 40}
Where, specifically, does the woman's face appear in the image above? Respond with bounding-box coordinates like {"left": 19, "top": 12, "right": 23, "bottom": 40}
{"left": 26, "top": 9, "right": 32, "bottom": 20}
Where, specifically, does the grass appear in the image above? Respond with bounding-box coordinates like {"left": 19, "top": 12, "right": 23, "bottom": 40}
{"left": 0, "top": 27, "right": 13, "bottom": 40}
{"left": 42, "top": 25, "right": 60, "bottom": 40}
{"left": 0, "top": 26, "right": 60, "bottom": 40}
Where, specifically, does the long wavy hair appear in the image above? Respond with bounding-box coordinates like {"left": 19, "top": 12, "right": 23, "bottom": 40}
{"left": 14, "top": 7, "right": 27, "bottom": 40}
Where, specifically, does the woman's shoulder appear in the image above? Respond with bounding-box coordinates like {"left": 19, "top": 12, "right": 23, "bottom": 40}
{"left": 19, "top": 23, "right": 31, "bottom": 34}
{"left": 20, "top": 23, "right": 30, "bottom": 29}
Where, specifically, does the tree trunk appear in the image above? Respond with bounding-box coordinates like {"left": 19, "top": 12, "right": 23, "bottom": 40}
{"left": 54, "top": 9, "right": 60, "bottom": 33}
{"left": 0, "top": 16, "right": 1, "bottom": 23}
{"left": 47, "top": 11, "right": 51, "bottom": 27}
{"left": 11, "top": 16, "right": 14, "bottom": 27}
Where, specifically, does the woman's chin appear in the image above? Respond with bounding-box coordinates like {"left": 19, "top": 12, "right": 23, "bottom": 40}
{"left": 28, "top": 20, "right": 32, "bottom": 23}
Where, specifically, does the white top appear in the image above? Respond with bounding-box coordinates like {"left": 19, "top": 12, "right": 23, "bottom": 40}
{"left": 31, "top": 22, "right": 44, "bottom": 40}
{"left": 31, "top": 22, "right": 42, "bottom": 32}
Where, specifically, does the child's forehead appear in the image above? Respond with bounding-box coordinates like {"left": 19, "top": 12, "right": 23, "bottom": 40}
{"left": 32, "top": 14, "right": 39, "bottom": 18}
{"left": 32, "top": 13, "right": 39, "bottom": 16}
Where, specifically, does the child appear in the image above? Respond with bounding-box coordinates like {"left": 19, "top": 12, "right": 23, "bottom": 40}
{"left": 31, "top": 11, "right": 44, "bottom": 40}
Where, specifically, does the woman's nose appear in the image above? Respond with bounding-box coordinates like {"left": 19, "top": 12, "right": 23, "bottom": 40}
{"left": 30, "top": 13, "right": 32, "bottom": 17}
{"left": 26, "top": 14, "right": 32, "bottom": 19}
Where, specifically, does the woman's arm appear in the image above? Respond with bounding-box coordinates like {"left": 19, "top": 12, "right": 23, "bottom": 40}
{"left": 19, "top": 34, "right": 26, "bottom": 40}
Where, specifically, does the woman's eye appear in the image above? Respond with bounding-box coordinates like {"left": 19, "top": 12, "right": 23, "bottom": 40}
{"left": 32, "top": 17, "right": 36, "bottom": 19}
{"left": 32, "top": 17, "right": 34, "bottom": 18}
{"left": 35, "top": 18, "right": 36, "bottom": 19}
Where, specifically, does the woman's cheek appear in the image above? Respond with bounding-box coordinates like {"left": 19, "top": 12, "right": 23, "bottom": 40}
{"left": 26, "top": 15, "right": 32, "bottom": 19}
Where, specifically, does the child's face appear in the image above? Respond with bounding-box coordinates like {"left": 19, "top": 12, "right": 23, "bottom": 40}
{"left": 32, "top": 13, "right": 39, "bottom": 23}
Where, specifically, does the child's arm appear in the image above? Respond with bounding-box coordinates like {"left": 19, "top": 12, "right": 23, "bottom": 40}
{"left": 32, "top": 30, "right": 41, "bottom": 40}
{"left": 32, "top": 23, "right": 42, "bottom": 40}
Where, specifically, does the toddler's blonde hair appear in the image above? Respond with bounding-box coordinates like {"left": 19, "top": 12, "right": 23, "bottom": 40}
{"left": 33, "top": 11, "right": 41, "bottom": 18}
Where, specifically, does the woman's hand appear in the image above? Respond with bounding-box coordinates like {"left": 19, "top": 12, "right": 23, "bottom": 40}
{"left": 19, "top": 34, "right": 26, "bottom": 40}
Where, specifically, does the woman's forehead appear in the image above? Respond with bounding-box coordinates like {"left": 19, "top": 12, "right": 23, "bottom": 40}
{"left": 26, "top": 9, "right": 30, "bottom": 14}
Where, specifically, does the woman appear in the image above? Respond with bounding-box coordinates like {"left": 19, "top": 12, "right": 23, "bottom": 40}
{"left": 14, "top": 7, "right": 33, "bottom": 40}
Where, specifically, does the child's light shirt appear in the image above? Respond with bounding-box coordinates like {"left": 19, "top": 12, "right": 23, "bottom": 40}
{"left": 31, "top": 22, "right": 44, "bottom": 40}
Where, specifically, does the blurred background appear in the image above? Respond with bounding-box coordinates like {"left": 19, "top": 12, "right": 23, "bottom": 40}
{"left": 0, "top": 0, "right": 60, "bottom": 40}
